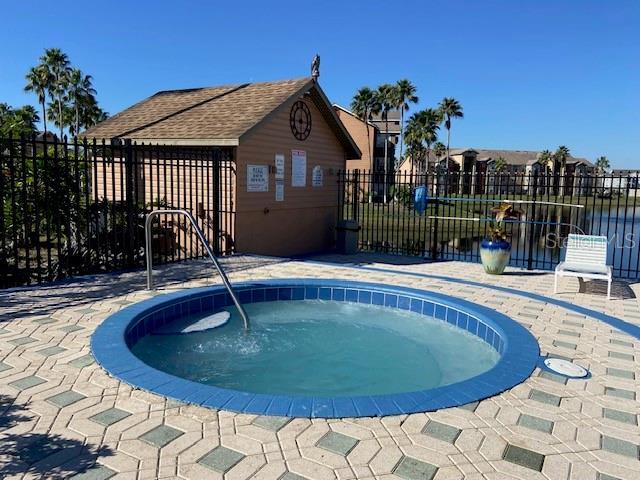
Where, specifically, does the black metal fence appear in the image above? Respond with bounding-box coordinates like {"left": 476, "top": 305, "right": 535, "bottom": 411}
{"left": 338, "top": 169, "right": 640, "bottom": 278}
{"left": 0, "top": 135, "right": 236, "bottom": 288}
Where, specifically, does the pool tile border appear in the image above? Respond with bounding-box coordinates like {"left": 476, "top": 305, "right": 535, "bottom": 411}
{"left": 91, "top": 279, "right": 540, "bottom": 418}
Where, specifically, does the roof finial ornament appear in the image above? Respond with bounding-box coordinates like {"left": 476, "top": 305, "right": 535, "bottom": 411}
{"left": 311, "top": 54, "right": 320, "bottom": 81}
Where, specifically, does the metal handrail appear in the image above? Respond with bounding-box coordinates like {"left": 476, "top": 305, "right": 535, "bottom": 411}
{"left": 145, "top": 209, "right": 250, "bottom": 330}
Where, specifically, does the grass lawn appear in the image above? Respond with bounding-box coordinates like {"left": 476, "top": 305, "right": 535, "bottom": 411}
{"left": 346, "top": 202, "right": 487, "bottom": 252}
{"left": 342, "top": 192, "right": 638, "bottom": 253}
{"left": 442, "top": 193, "right": 640, "bottom": 208}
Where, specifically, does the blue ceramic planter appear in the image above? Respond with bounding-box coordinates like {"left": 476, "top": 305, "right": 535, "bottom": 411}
{"left": 480, "top": 239, "right": 511, "bottom": 274}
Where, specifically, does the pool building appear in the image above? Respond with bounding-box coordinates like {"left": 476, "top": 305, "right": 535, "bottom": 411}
{"left": 84, "top": 77, "right": 360, "bottom": 257}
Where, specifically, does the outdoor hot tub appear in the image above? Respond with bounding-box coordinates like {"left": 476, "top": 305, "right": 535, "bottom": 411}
{"left": 91, "top": 279, "right": 539, "bottom": 418}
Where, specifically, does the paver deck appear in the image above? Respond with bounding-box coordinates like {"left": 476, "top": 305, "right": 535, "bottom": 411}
{"left": 1, "top": 254, "right": 639, "bottom": 479}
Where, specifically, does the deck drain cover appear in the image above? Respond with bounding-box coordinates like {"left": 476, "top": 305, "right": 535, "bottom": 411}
{"left": 544, "top": 358, "right": 588, "bottom": 378}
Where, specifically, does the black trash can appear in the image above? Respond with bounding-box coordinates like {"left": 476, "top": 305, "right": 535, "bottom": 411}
{"left": 336, "top": 220, "right": 360, "bottom": 254}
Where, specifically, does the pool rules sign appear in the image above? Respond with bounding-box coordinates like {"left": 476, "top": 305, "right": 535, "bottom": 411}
{"left": 247, "top": 165, "right": 269, "bottom": 192}
{"left": 275, "top": 154, "right": 285, "bottom": 201}
{"left": 291, "top": 149, "right": 306, "bottom": 187}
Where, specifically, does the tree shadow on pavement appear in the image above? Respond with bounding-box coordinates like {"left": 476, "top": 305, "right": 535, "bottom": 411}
{"left": 0, "top": 394, "right": 115, "bottom": 479}
{"left": 0, "top": 255, "right": 287, "bottom": 320}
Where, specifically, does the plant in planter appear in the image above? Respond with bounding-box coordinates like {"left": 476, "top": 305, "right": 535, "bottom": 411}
{"left": 480, "top": 202, "right": 522, "bottom": 274}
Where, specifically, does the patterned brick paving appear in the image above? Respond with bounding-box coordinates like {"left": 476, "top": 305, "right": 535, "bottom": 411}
{"left": 1, "top": 254, "right": 639, "bottom": 479}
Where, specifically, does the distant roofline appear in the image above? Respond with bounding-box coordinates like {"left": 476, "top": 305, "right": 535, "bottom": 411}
{"left": 453, "top": 147, "right": 593, "bottom": 167}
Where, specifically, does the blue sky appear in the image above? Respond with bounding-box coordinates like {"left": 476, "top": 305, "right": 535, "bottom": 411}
{"left": 2, "top": 1, "right": 638, "bottom": 167}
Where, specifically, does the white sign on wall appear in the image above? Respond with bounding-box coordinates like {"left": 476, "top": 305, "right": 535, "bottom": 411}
{"left": 247, "top": 164, "right": 269, "bottom": 192}
{"left": 275, "top": 181, "right": 284, "bottom": 201}
{"left": 275, "top": 153, "right": 285, "bottom": 180}
{"left": 312, "top": 165, "right": 323, "bottom": 187}
{"left": 291, "top": 149, "right": 307, "bottom": 187}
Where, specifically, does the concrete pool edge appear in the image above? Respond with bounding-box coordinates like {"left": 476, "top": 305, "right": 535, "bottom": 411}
{"left": 91, "top": 279, "right": 540, "bottom": 418}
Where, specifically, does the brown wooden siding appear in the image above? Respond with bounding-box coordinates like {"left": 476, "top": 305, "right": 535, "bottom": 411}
{"left": 236, "top": 95, "right": 347, "bottom": 256}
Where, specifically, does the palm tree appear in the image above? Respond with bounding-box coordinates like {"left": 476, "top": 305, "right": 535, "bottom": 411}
{"left": 437, "top": 97, "right": 463, "bottom": 174}
{"left": 24, "top": 65, "right": 51, "bottom": 133}
{"left": 554, "top": 145, "right": 570, "bottom": 194}
{"left": 595, "top": 156, "right": 610, "bottom": 173}
{"left": 536, "top": 149, "right": 553, "bottom": 194}
{"left": 404, "top": 114, "right": 422, "bottom": 176}
{"left": 81, "top": 99, "right": 108, "bottom": 131}
{"left": 418, "top": 109, "right": 440, "bottom": 177}
{"left": 432, "top": 142, "right": 446, "bottom": 162}
{"left": 40, "top": 48, "right": 71, "bottom": 138}
{"left": 405, "top": 141, "right": 426, "bottom": 176}
{"left": 431, "top": 141, "right": 446, "bottom": 194}
{"left": 404, "top": 113, "right": 426, "bottom": 177}
{"left": 0, "top": 103, "right": 11, "bottom": 119}
{"left": 493, "top": 156, "right": 508, "bottom": 194}
{"left": 554, "top": 145, "right": 570, "bottom": 172}
{"left": 61, "top": 97, "right": 108, "bottom": 137}
{"left": 350, "top": 87, "right": 380, "bottom": 172}
{"left": 0, "top": 104, "right": 39, "bottom": 137}
{"left": 394, "top": 79, "right": 418, "bottom": 164}
{"left": 376, "top": 84, "right": 397, "bottom": 202}
{"left": 494, "top": 156, "right": 507, "bottom": 173}
{"left": 66, "top": 68, "right": 96, "bottom": 137}
{"left": 538, "top": 149, "right": 553, "bottom": 166}
{"left": 405, "top": 109, "right": 439, "bottom": 194}
{"left": 0, "top": 103, "right": 15, "bottom": 138}
{"left": 14, "top": 106, "right": 40, "bottom": 134}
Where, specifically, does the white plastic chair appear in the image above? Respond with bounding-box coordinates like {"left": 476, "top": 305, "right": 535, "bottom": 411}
{"left": 554, "top": 234, "right": 612, "bottom": 300}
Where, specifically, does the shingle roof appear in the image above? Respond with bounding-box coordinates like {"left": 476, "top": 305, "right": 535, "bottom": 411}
{"left": 82, "top": 84, "right": 239, "bottom": 140}
{"left": 81, "top": 78, "right": 360, "bottom": 158}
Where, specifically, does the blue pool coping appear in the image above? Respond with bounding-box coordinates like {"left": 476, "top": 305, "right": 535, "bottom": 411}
{"left": 91, "top": 279, "right": 540, "bottom": 418}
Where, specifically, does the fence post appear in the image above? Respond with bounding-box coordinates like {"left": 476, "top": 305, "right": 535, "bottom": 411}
{"left": 352, "top": 169, "right": 359, "bottom": 221}
{"left": 526, "top": 173, "right": 538, "bottom": 270}
{"left": 212, "top": 148, "right": 221, "bottom": 255}
{"left": 124, "top": 139, "right": 135, "bottom": 267}
{"left": 431, "top": 170, "right": 440, "bottom": 260}
{"left": 336, "top": 170, "right": 343, "bottom": 223}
